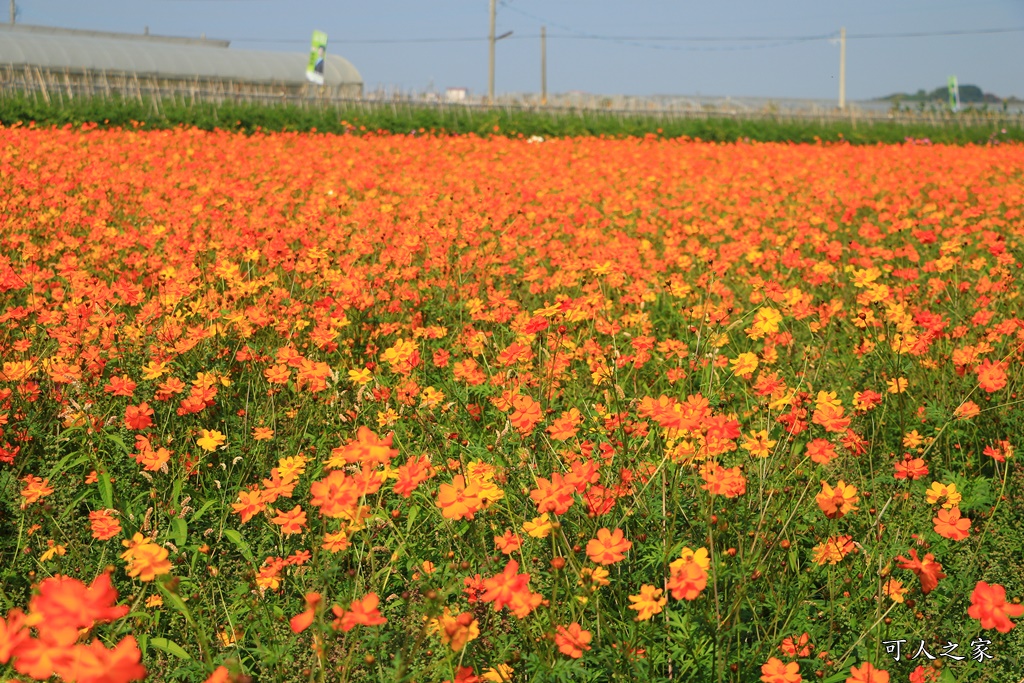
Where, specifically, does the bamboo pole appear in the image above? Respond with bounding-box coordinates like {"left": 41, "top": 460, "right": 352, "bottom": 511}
{"left": 35, "top": 67, "right": 50, "bottom": 104}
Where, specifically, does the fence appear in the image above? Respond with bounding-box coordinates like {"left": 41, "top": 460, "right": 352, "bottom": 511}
{"left": 0, "top": 64, "right": 362, "bottom": 106}
{"left": 2, "top": 63, "right": 1023, "bottom": 129}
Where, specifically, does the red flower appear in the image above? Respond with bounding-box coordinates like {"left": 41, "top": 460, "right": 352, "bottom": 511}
{"left": 975, "top": 359, "right": 1007, "bottom": 392}
{"left": 846, "top": 662, "right": 889, "bottom": 683}
{"left": 932, "top": 507, "right": 970, "bottom": 541}
{"left": 554, "top": 622, "right": 592, "bottom": 659}
{"left": 124, "top": 402, "right": 154, "bottom": 430}
{"left": 760, "top": 657, "right": 802, "bottom": 683}
{"left": 586, "top": 527, "right": 632, "bottom": 565}
{"left": 968, "top": 581, "right": 1024, "bottom": 633}
{"left": 895, "top": 549, "right": 946, "bottom": 595}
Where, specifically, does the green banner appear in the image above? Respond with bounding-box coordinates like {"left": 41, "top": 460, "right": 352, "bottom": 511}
{"left": 947, "top": 75, "right": 959, "bottom": 112}
{"left": 306, "top": 31, "right": 328, "bottom": 85}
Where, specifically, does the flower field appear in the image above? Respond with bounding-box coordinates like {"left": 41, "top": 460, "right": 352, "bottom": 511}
{"left": 1, "top": 126, "right": 1023, "bottom": 683}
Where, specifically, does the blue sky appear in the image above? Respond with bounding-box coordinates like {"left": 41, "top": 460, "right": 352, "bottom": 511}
{"left": 16, "top": 0, "right": 1024, "bottom": 100}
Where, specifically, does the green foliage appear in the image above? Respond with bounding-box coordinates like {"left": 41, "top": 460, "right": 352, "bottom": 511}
{"left": 0, "top": 91, "right": 1022, "bottom": 144}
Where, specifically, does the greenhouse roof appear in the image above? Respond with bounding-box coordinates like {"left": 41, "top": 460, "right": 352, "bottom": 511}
{"left": 0, "top": 24, "right": 362, "bottom": 87}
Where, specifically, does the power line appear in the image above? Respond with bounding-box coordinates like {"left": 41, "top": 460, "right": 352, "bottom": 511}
{"left": 227, "top": 25, "right": 1024, "bottom": 49}
{"left": 847, "top": 26, "right": 1024, "bottom": 39}
{"left": 232, "top": 36, "right": 496, "bottom": 44}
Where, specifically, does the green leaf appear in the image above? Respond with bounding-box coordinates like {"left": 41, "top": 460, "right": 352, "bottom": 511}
{"left": 48, "top": 452, "right": 89, "bottom": 480}
{"left": 171, "top": 476, "right": 182, "bottom": 508}
{"left": 157, "top": 583, "right": 196, "bottom": 624}
{"left": 149, "top": 637, "right": 192, "bottom": 660}
{"left": 190, "top": 500, "right": 215, "bottom": 523}
{"left": 170, "top": 517, "right": 187, "bottom": 547}
{"left": 223, "top": 529, "right": 254, "bottom": 562}
{"left": 103, "top": 431, "right": 130, "bottom": 455}
{"left": 405, "top": 504, "right": 420, "bottom": 535}
{"left": 56, "top": 491, "right": 92, "bottom": 523}
{"left": 98, "top": 470, "right": 113, "bottom": 509}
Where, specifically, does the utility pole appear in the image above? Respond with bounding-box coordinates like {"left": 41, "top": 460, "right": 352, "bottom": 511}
{"left": 541, "top": 26, "right": 547, "bottom": 105}
{"left": 838, "top": 26, "right": 846, "bottom": 110}
{"left": 488, "top": 0, "right": 496, "bottom": 103}
{"left": 10, "top": 0, "right": 15, "bottom": 25}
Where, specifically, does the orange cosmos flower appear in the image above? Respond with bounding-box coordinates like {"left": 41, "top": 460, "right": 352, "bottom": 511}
{"left": 134, "top": 444, "right": 171, "bottom": 472}
{"left": 331, "top": 593, "right": 387, "bottom": 632}
{"left": 252, "top": 426, "right": 275, "bottom": 441}
{"left": 89, "top": 510, "right": 122, "bottom": 541}
{"left": 882, "top": 578, "right": 908, "bottom": 603}
{"left": 700, "top": 462, "right": 747, "bottom": 498}
{"left": 104, "top": 374, "right": 137, "bottom": 398}
{"left": 25, "top": 572, "right": 129, "bottom": 647}
{"left": 982, "top": 440, "right": 1012, "bottom": 462}
{"left": 761, "top": 657, "right": 802, "bottom": 683}
{"left": 509, "top": 394, "right": 543, "bottom": 435}
{"left": 322, "top": 531, "right": 351, "bottom": 553}
{"left": 668, "top": 552, "right": 708, "bottom": 600}
{"left": 530, "top": 472, "right": 576, "bottom": 515}
{"left": 806, "top": 438, "right": 837, "bottom": 465}
{"left": 742, "top": 429, "right": 777, "bottom": 458}
{"left": 586, "top": 527, "right": 632, "bottom": 565}
{"left": 481, "top": 560, "right": 540, "bottom": 617}
{"left": 264, "top": 364, "right": 291, "bottom": 384}
{"left": 393, "top": 454, "right": 433, "bottom": 497}
{"left": 124, "top": 402, "right": 154, "bottom": 430}
{"left": 54, "top": 635, "right": 147, "bottom": 683}
{"left": 494, "top": 530, "right": 523, "bottom": 554}
{"left": 852, "top": 389, "right": 882, "bottom": 412}
{"left": 886, "top": 378, "right": 908, "bottom": 394}
{"left": 0, "top": 608, "right": 30, "bottom": 664}
{"left": 975, "top": 359, "right": 1007, "bottom": 392}
{"left": 893, "top": 454, "right": 928, "bottom": 480}
{"left": 547, "top": 408, "right": 582, "bottom": 440}
{"left": 437, "top": 475, "right": 483, "bottom": 520}
{"left": 812, "top": 402, "right": 850, "bottom": 433}
{"left": 779, "top": 632, "right": 812, "bottom": 658}
{"left": 289, "top": 592, "right": 321, "bottom": 633}
{"left": 968, "top": 581, "right": 1024, "bottom": 633}
{"left": 846, "top": 662, "right": 889, "bottom": 683}
{"left": 908, "top": 665, "right": 940, "bottom": 683}
{"left": 231, "top": 488, "right": 267, "bottom": 523}
{"left": 204, "top": 666, "right": 231, "bottom": 683}
{"left": 309, "top": 470, "right": 360, "bottom": 518}
{"left": 932, "top": 507, "right": 970, "bottom": 541}
{"left": 628, "top": 585, "right": 667, "bottom": 621}
{"left": 953, "top": 400, "right": 980, "bottom": 420}
{"left": 271, "top": 505, "right": 308, "bottom": 535}
{"left": 433, "top": 609, "right": 480, "bottom": 651}
{"left": 895, "top": 549, "right": 946, "bottom": 595}
{"left": 816, "top": 480, "right": 859, "bottom": 519}
{"left": 554, "top": 622, "right": 592, "bottom": 659}
{"left": 122, "top": 540, "right": 172, "bottom": 582}
{"left": 812, "top": 535, "right": 855, "bottom": 565}
{"left": 19, "top": 475, "right": 53, "bottom": 506}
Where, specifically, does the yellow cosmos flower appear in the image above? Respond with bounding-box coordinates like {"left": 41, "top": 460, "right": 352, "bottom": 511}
{"left": 523, "top": 513, "right": 553, "bottom": 538}
{"left": 197, "top": 429, "right": 226, "bottom": 452}
{"left": 925, "top": 482, "right": 962, "bottom": 509}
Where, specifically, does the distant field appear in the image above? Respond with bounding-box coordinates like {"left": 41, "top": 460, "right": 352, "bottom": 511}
{"left": 1, "top": 91, "right": 1023, "bottom": 143}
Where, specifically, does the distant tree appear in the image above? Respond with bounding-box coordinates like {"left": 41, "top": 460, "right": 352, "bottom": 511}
{"left": 957, "top": 85, "right": 985, "bottom": 103}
